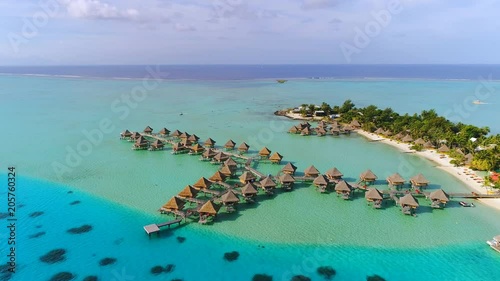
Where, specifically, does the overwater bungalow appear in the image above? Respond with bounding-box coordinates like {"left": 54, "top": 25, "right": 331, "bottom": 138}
{"left": 220, "top": 165, "right": 235, "bottom": 178}
{"left": 198, "top": 200, "right": 220, "bottom": 224}
{"left": 282, "top": 162, "right": 298, "bottom": 175}
{"left": 438, "top": 144, "right": 450, "bottom": 153}
{"left": 288, "top": 125, "right": 301, "bottom": 134}
{"left": 180, "top": 138, "right": 192, "bottom": 147}
{"left": 304, "top": 165, "right": 320, "bottom": 178}
{"left": 120, "top": 129, "right": 132, "bottom": 139}
{"left": 161, "top": 196, "right": 185, "bottom": 213}
{"left": 213, "top": 151, "right": 230, "bottom": 163}
{"left": 335, "top": 180, "right": 353, "bottom": 200}
{"left": 171, "top": 130, "right": 182, "bottom": 138}
{"left": 201, "top": 148, "right": 217, "bottom": 160}
{"left": 143, "top": 126, "right": 153, "bottom": 134}
{"left": 350, "top": 120, "right": 361, "bottom": 129}
{"left": 414, "top": 138, "right": 426, "bottom": 145}
{"left": 239, "top": 171, "right": 256, "bottom": 184}
{"left": 301, "top": 127, "right": 312, "bottom": 136}
{"left": 172, "top": 142, "right": 188, "bottom": 154}
{"left": 269, "top": 152, "right": 283, "bottom": 164}
{"left": 374, "top": 128, "right": 385, "bottom": 135}
{"left": 134, "top": 136, "right": 149, "bottom": 150}
{"left": 386, "top": 173, "right": 406, "bottom": 188}
{"left": 224, "top": 158, "right": 238, "bottom": 169}
{"left": 325, "top": 167, "right": 343, "bottom": 180}
{"left": 313, "top": 175, "right": 329, "bottom": 193}
{"left": 179, "top": 132, "right": 191, "bottom": 140}
{"left": 220, "top": 190, "right": 240, "bottom": 212}
{"left": 299, "top": 121, "right": 311, "bottom": 129}
{"left": 410, "top": 173, "right": 430, "bottom": 188}
{"left": 330, "top": 127, "right": 340, "bottom": 135}
{"left": 130, "top": 132, "right": 142, "bottom": 140}
{"left": 178, "top": 185, "right": 199, "bottom": 199}
{"left": 238, "top": 142, "right": 250, "bottom": 154}
{"left": 359, "top": 169, "right": 378, "bottom": 185}
{"left": 259, "top": 147, "right": 272, "bottom": 159}
{"left": 188, "top": 134, "right": 200, "bottom": 143}
{"left": 331, "top": 120, "right": 339, "bottom": 128}
{"left": 342, "top": 125, "right": 353, "bottom": 134}
{"left": 399, "top": 194, "right": 419, "bottom": 216}
{"left": 158, "top": 128, "right": 170, "bottom": 137}
{"left": 279, "top": 173, "right": 296, "bottom": 191}
{"left": 316, "top": 127, "right": 327, "bottom": 137}
{"left": 149, "top": 139, "right": 164, "bottom": 151}
{"left": 193, "top": 177, "right": 212, "bottom": 191}
{"left": 224, "top": 139, "right": 236, "bottom": 150}
{"left": 402, "top": 135, "right": 413, "bottom": 143}
{"left": 429, "top": 189, "right": 450, "bottom": 209}
{"left": 189, "top": 143, "right": 205, "bottom": 155}
{"left": 423, "top": 141, "right": 435, "bottom": 149}
{"left": 365, "top": 188, "right": 384, "bottom": 208}
{"left": 259, "top": 176, "right": 276, "bottom": 194}
{"left": 240, "top": 182, "right": 259, "bottom": 202}
{"left": 209, "top": 171, "right": 227, "bottom": 183}
{"left": 318, "top": 121, "right": 328, "bottom": 128}
{"left": 204, "top": 138, "right": 216, "bottom": 148}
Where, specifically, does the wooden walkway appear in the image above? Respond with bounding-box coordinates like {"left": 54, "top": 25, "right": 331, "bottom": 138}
{"left": 381, "top": 190, "right": 500, "bottom": 199}
{"left": 144, "top": 218, "right": 182, "bottom": 236}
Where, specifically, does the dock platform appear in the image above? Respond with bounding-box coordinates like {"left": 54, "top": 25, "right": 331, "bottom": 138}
{"left": 144, "top": 218, "right": 183, "bottom": 237}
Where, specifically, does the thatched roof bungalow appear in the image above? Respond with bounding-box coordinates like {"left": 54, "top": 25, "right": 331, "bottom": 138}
{"left": 193, "top": 177, "right": 212, "bottom": 190}
{"left": 239, "top": 171, "right": 256, "bottom": 184}
{"left": 359, "top": 169, "right": 377, "bottom": 183}
{"left": 429, "top": 189, "right": 450, "bottom": 209}
{"left": 224, "top": 139, "right": 236, "bottom": 150}
{"left": 259, "top": 147, "right": 272, "bottom": 158}
{"left": 304, "top": 165, "right": 320, "bottom": 177}
{"left": 282, "top": 162, "right": 298, "bottom": 175}
{"left": 269, "top": 152, "right": 283, "bottom": 164}
{"left": 386, "top": 173, "right": 405, "bottom": 186}
{"left": 410, "top": 173, "right": 430, "bottom": 187}
{"left": 162, "top": 196, "right": 185, "bottom": 211}
{"left": 203, "top": 138, "right": 216, "bottom": 148}
{"left": 143, "top": 126, "right": 153, "bottom": 134}
{"left": 325, "top": 167, "right": 343, "bottom": 180}
{"left": 178, "top": 185, "right": 199, "bottom": 199}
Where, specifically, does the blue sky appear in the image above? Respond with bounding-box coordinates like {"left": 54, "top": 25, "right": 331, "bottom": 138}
{"left": 1, "top": 0, "right": 499, "bottom": 65}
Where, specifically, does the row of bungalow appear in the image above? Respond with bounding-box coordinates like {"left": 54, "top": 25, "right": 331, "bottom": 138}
{"left": 288, "top": 120, "right": 362, "bottom": 136}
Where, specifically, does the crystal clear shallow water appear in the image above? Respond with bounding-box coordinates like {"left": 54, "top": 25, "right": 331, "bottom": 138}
{"left": 1, "top": 75, "right": 500, "bottom": 279}
{"left": 1, "top": 176, "right": 499, "bottom": 281}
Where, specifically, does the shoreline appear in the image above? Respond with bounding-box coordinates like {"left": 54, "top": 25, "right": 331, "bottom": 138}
{"left": 355, "top": 129, "right": 500, "bottom": 211}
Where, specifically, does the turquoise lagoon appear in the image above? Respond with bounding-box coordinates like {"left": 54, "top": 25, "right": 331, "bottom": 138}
{"left": 1, "top": 75, "right": 500, "bottom": 280}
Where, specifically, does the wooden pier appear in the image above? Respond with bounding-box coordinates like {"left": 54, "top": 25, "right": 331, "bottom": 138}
{"left": 144, "top": 218, "right": 182, "bottom": 237}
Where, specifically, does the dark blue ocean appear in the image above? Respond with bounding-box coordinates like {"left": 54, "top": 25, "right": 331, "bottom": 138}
{"left": 1, "top": 64, "right": 500, "bottom": 80}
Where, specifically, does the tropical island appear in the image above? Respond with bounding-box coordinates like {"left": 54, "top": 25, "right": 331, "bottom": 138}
{"left": 277, "top": 100, "right": 500, "bottom": 189}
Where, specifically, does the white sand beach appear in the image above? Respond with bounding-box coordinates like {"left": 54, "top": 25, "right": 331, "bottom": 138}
{"left": 356, "top": 130, "right": 500, "bottom": 211}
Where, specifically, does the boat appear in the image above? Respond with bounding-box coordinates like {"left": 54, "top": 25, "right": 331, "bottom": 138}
{"left": 473, "top": 100, "right": 486, "bottom": 104}
{"left": 487, "top": 235, "right": 500, "bottom": 253}
{"left": 459, "top": 201, "right": 475, "bottom": 207}
{"left": 276, "top": 79, "right": 288, "bottom": 84}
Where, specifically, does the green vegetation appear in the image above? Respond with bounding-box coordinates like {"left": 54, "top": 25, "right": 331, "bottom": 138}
{"left": 313, "top": 100, "right": 500, "bottom": 171}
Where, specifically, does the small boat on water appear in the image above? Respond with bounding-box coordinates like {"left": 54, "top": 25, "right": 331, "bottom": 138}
{"left": 473, "top": 100, "right": 486, "bottom": 104}
{"left": 459, "top": 201, "right": 475, "bottom": 207}
{"left": 487, "top": 235, "right": 500, "bottom": 253}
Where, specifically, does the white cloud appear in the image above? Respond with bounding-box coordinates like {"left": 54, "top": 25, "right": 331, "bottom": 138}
{"left": 301, "top": 0, "right": 339, "bottom": 10}
{"left": 60, "top": 0, "right": 139, "bottom": 20}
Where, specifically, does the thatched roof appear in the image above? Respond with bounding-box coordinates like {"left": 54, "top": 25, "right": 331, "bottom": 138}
{"left": 401, "top": 135, "right": 413, "bottom": 142}
{"left": 399, "top": 194, "right": 419, "bottom": 207}
{"left": 151, "top": 139, "right": 164, "bottom": 148}
{"left": 300, "top": 121, "right": 311, "bottom": 128}
{"left": 178, "top": 185, "right": 198, "bottom": 198}
{"left": 221, "top": 190, "right": 240, "bottom": 204}
{"left": 238, "top": 142, "right": 250, "bottom": 151}
{"left": 393, "top": 132, "right": 404, "bottom": 140}
{"left": 259, "top": 147, "right": 272, "bottom": 156}
{"left": 188, "top": 134, "right": 200, "bottom": 142}
{"left": 304, "top": 165, "right": 320, "bottom": 177}
{"left": 193, "top": 177, "right": 212, "bottom": 190}
{"left": 365, "top": 188, "right": 383, "bottom": 200}
{"left": 331, "top": 120, "right": 339, "bottom": 127}
{"left": 239, "top": 171, "right": 256, "bottom": 183}
{"left": 171, "top": 130, "right": 182, "bottom": 137}
{"left": 163, "top": 196, "right": 185, "bottom": 210}
{"left": 130, "top": 132, "right": 141, "bottom": 139}
{"left": 158, "top": 128, "right": 170, "bottom": 135}
{"left": 259, "top": 176, "right": 276, "bottom": 188}
{"left": 269, "top": 152, "right": 283, "bottom": 162}
{"left": 455, "top": 148, "right": 465, "bottom": 155}
{"left": 331, "top": 127, "right": 340, "bottom": 133}
{"left": 301, "top": 127, "right": 311, "bottom": 135}
{"left": 180, "top": 138, "right": 192, "bottom": 147}
{"left": 220, "top": 165, "right": 234, "bottom": 176}
{"left": 198, "top": 200, "right": 220, "bottom": 215}
{"left": 202, "top": 148, "right": 217, "bottom": 158}
{"left": 213, "top": 152, "right": 230, "bottom": 162}
{"left": 374, "top": 128, "right": 385, "bottom": 134}
{"left": 325, "top": 167, "right": 343, "bottom": 178}
{"left": 350, "top": 120, "right": 361, "bottom": 127}
{"left": 342, "top": 125, "right": 354, "bottom": 131}
{"left": 289, "top": 126, "right": 300, "bottom": 133}
{"left": 282, "top": 162, "right": 297, "bottom": 173}
{"left": 224, "top": 158, "right": 238, "bottom": 167}
{"left": 121, "top": 129, "right": 132, "bottom": 137}
{"left": 279, "top": 173, "right": 296, "bottom": 183}
{"left": 423, "top": 141, "right": 435, "bottom": 148}
{"left": 360, "top": 169, "right": 377, "bottom": 181}
{"left": 464, "top": 153, "right": 473, "bottom": 165}
{"left": 437, "top": 144, "right": 450, "bottom": 153}
{"left": 317, "top": 121, "right": 327, "bottom": 128}
{"left": 410, "top": 173, "right": 430, "bottom": 186}
{"left": 204, "top": 138, "right": 216, "bottom": 146}
{"left": 179, "top": 132, "right": 191, "bottom": 139}
{"left": 429, "top": 189, "right": 449, "bottom": 202}
{"left": 135, "top": 136, "right": 149, "bottom": 146}
{"left": 241, "top": 182, "right": 258, "bottom": 195}
{"left": 190, "top": 143, "right": 205, "bottom": 152}
{"left": 209, "top": 171, "right": 227, "bottom": 182}
{"left": 386, "top": 173, "right": 405, "bottom": 185}
{"left": 384, "top": 130, "right": 393, "bottom": 136}
{"left": 224, "top": 139, "right": 236, "bottom": 148}
{"left": 316, "top": 127, "right": 327, "bottom": 135}
{"left": 143, "top": 126, "right": 153, "bottom": 133}
{"left": 313, "top": 175, "right": 329, "bottom": 186}
{"left": 414, "top": 138, "right": 425, "bottom": 145}
{"left": 335, "top": 180, "right": 352, "bottom": 192}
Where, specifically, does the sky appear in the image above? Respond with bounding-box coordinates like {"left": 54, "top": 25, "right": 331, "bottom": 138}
{"left": 1, "top": 0, "right": 499, "bottom": 65}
